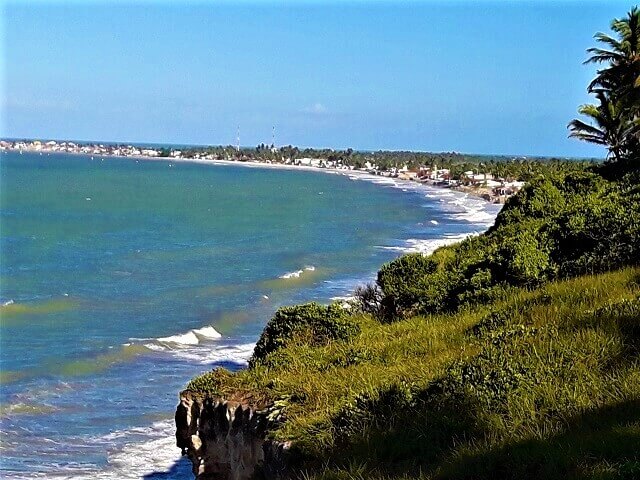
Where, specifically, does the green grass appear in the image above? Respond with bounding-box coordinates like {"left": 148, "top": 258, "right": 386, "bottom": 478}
{"left": 186, "top": 267, "right": 640, "bottom": 479}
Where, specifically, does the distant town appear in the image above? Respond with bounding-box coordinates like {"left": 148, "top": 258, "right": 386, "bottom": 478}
{"left": 3, "top": 138, "right": 590, "bottom": 203}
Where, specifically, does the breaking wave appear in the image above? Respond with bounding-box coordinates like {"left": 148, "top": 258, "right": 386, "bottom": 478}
{"left": 376, "top": 233, "right": 476, "bottom": 255}
{"left": 279, "top": 265, "right": 316, "bottom": 279}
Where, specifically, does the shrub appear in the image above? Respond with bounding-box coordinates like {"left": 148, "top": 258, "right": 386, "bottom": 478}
{"left": 492, "top": 177, "right": 565, "bottom": 229}
{"left": 366, "top": 169, "right": 639, "bottom": 323}
{"left": 250, "top": 302, "right": 359, "bottom": 367}
{"left": 376, "top": 253, "right": 442, "bottom": 320}
{"left": 492, "top": 220, "right": 554, "bottom": 285}
{"left": 353, "top": 283, "right": 383, "bottom": 318}
{"left": 549, "top": 184, "right": 640, "bottom": 276}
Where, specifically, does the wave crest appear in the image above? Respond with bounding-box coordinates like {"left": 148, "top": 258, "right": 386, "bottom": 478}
{"left": 279, "top": 265, "right": 316, "bottom": 279}
{"left": 153, "top": 325, "right": 222, "bottom": 347}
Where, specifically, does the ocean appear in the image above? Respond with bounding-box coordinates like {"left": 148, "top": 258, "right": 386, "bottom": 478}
{"left": 0, "top": 151, "right": 501, "bottom": 478}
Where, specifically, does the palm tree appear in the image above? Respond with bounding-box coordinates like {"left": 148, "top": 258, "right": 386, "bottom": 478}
{"left": 568, "top": 91, "right": 633, "bottom": 161}
{"left": 569, "top": 8, "right": 640, "bottom": 161}
{"left": 586, "top": 7, "right": 640, "bottom": 102}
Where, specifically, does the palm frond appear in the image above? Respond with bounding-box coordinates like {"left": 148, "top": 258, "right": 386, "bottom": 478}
{"left": 567, "top": 118, "right": 606, "bottom": 137}
{"left": 585, "top": 47, "right": 624, "bottom": 64}
{"left": 594, "top": 32, "right": 623, "bottom": 51}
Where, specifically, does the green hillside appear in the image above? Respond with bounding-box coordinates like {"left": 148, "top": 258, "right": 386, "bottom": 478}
{"left": 184, "top": 8, "right": 640, "bottom": 479}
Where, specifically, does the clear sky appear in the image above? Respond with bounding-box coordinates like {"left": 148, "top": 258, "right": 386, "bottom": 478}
{"left": 1, "top": 1, "right": 634, "bottom": 157}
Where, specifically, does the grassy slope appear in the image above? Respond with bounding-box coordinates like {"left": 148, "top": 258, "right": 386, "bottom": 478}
{"left": 187, "top": 267, "right": 640, "bottom": 480}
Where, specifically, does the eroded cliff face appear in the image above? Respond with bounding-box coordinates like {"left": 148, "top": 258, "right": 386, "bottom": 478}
{"left": 175, "top": 391, "right": 290, "bottom": 480}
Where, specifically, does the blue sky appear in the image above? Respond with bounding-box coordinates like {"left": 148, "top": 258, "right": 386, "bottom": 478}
{"left": 0, "top": 1, "right": 633, "bottom": 157}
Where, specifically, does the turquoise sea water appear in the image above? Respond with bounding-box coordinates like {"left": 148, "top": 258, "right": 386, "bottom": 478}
{"left": 0, "top": 151, "right": 500, "bottom": 478}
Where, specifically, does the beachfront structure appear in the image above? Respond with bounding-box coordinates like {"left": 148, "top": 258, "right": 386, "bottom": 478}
{"left": 295, "top": 157, "right": 324, "bottom": 167}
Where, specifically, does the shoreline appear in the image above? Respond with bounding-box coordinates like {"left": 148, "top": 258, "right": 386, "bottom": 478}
{"left": 0, "top": 146, "right": 503, "bottom": 479}
{"left": 5, "top": 147, "right": 499, "bottom": 204}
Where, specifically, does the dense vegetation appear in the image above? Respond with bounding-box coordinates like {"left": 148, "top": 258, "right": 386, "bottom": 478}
{"left": 360, "top": 166, "right": 639, "bottom": 322}
{"left": 250, "top": 303, "right": 359, "bottom": 368}
{"left": 185, "top": 9, "right": 640, "bottom": 479}
{"left": 159, "top": 142, "right": 595, "bottom": 181}
{"left": 188, "top": 267, "right": 639, "bottom": 480}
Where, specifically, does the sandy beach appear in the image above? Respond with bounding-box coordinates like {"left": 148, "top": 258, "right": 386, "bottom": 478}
{"left": 9, "top": 147, "right": 496, "bottom": 204}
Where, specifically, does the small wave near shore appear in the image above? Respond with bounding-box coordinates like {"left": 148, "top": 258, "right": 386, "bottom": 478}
{"left": 279, "top": 265, "right": 316, "bottom": 279}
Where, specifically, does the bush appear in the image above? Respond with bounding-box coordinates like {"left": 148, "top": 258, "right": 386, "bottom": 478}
{"left": 492, "top": 177, "right": 565, "bottom": 229}
{"left": 366, "top": 169, "right": 639, "bottom": 322}
{"left": 250, "top": 302, "right": 359, "bottom": 367}
{"left": 492, "top": 220, "right": 554, "bottom": 285}
{"left": 376, "top": 253, "right": 443, "bottom": 320}
{"left": 549, "top": 182, "right": 640, "bottom": 276}
{"left": 353, "top": 283, "right": 383, "bottom": 318}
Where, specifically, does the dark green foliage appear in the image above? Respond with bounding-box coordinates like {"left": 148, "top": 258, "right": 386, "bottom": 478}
{"left": 373, "top": 169, "right": 640, "bottom": 321}
{"left": 376, "top": 253, "right": 442, "bottom": 320}
{"left": 492, "top": 220, "right": 554, "bottom": 285}
{"left": 493, "top": 177, "right": 566, "bottom": 227}
{"left": 250, "top": 303, "right": 359, "bottom": 367}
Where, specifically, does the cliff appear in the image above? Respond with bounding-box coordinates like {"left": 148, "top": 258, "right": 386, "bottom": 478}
{"left": 175, "top": 168, "right": 639, "bottom": 479}
{"left": 176, "top": 268, "right": 640, "bottom": 480}
{"left": 175, "top": 391, "right": 290, "bottom": 480}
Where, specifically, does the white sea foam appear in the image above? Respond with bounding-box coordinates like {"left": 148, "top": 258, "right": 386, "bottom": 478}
{"left": 146, "top": 341, "right": 256, "bottom": 365}
{"left": 2, "top": 299, "right": 14, "bottom": 306}
{"left": 280, "top": 270, "right": 303, "bottom": 279}
{"left": 176, "top": 342, "right": 255, "bottom": 364}
{"left": 157, "top": 331, "right": 200, "bottom": 346}
{"left": 193, "top": 325, "right": 222, "bottom": 339}
{"left": 377, "top": 233, "right": 475, "bottom": 255}
{"left": 150, "top": 325, "right": 222, "bottom": 348}
{"left": 330, "top": 295, "right": 356, "bottom": 304}
{"left": 42, "top": 420, "right": 191, "bottom": 479}
{"left": 139, "top": 323, "right": 253, "bottom": 365}
{"left": 279, "top": 265, "right": 315, "bottom": 279}
{"left": 341, "top": 170, "right": 500, "bottom": 230}
{"left": 450, "top": 208, "right": 497, "bottom": 225}
{"left": 99, "top": 420, "right": 191, "bottom": 479}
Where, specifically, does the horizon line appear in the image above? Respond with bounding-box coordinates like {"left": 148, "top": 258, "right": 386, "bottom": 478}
{"left": 1, "top": 136, "right": 605, "bottom": 161}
